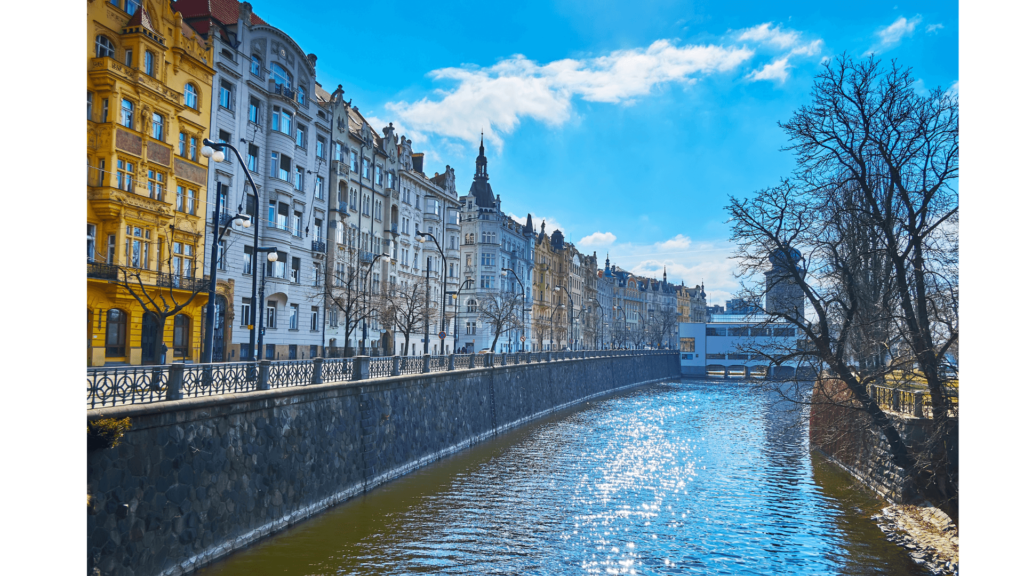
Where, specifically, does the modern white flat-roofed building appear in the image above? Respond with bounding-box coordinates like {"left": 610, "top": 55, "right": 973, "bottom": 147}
{"left": 679, "top": 314, "right": 803, "bottom": 379}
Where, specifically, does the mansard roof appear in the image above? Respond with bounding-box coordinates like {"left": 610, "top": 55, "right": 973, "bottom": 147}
{"left": 175, "top": 0, "right": 268, "bottom": 39}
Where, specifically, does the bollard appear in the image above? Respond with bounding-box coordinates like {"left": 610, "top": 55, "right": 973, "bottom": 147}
{"left": 913, "top": 390, "right": 924, "bottom": 417}
{"left": 546, "top": 351, "right": 552, "bottom": 362}
{"left": 352, "top": 356, "right": 370, "bottom": 381}
{"left": 469, "top": 354, "right": 476, "bottom": 369}
{"left": 166, "top": 364, "right": 184, "bottom": 401}
{"left": 392, "top": 356, "right": 401, "bottom": 377}
{"left": 312, "top": 357, "right": 324, "bottom": 384}
{"left": 448, "top": 354, "right": 455, "bottom": 371}
{"left": 257, "top": 360, "right": 271, "bottom": 390}
{"left": 422, "top": 354, "right": 431, "bottom": 374}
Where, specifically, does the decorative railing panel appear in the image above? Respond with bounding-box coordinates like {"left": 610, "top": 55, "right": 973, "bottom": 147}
{"left": 88, "top": 365, "right": 168, "bottom": 408}
{"left": 181, "top": 362, "right": 258, "bottom": 397}
{"left": 368, "top": 357, "right": 392, "bottom": 379}
{"left": 453, "top": 354, "right": 471, "bottom": 370}
{"left": 400, "top": 356, "right": 423, "bottom": 375}
{"left": 267, "top": 360, "right": 315, "bottom": 388}
{"left": 321, "top": 358, "right": 352, "bottom": 383}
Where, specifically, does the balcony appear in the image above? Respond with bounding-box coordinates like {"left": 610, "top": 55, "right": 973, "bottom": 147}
{"left": 359, "top": 250, "right": 376, "bottom": 264}
{"left": 333, "top": 160, "right": 349, "bottom": 176}
{"left": 386, "top": 187, "right": 398, "bottom": 200}
{"left": 270, "top": 80, "right": 296, "bottom": 101}
{"left": 390, "top": 223, "right": 399, "bottom": 235}
{"left": 87, "top": 261, "right": 120, "bottom": 280}
{"left": 311, "top": 240, "right": 326, "bottom": 254}
{"left": 423, "top": 211, "right": 440, "bottom": 222}
{"left": 155, "top": 273, "right": 208, "bottom": 292}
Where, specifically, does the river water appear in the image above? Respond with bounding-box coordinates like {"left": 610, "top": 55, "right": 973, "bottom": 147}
{"left": 199, "top": 380, "right": 925, "bottom": 576}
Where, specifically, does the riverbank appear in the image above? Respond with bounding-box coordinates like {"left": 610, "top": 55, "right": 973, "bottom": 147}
{"left": 874, "top": 504, "right": 959, "bottom": 575}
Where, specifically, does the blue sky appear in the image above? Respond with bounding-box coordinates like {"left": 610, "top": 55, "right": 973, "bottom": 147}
{"left": 253, "top": 0, "right": 958, "bottom": 304}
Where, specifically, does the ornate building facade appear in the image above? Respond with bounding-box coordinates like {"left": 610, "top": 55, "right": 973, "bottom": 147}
{"left": 87, "top": 0, "right": 214, "bottom": 366}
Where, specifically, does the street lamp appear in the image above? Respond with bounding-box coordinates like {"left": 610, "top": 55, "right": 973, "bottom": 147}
{"left": 199, "top": 181, "right": 251, "bottom": 363}
{"left": 254, "top": 247, "right": 279, "bottom": 360}
{"left": 448, "top": 278, "right": 473, "bottom": 353}
{"left": 416, "top": 231, "right": 446, "bottom": 354}
{"left": 360, "top": 252, "right": 386, "bottom": 355}
{"left": 548, "top": 303, "right": 563, "bottom": 351}
{"left": 202, "top": 138, "right": 262, "bottom": 361}
{"left": 590, "top": 298, "right": 604, "bottom": 351}
{"left": 555, "top": 285, "right": 574, "bottom": 350}
{"left": 501, "top": 267, "right": 526, "bottom": 352}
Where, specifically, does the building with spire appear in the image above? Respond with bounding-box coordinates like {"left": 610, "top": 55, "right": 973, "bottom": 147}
{"left": 531, "top": 223, "right": 598, "bottom": 350}
{"left": 457, "top": 138, "right": 535, "bottom": 352}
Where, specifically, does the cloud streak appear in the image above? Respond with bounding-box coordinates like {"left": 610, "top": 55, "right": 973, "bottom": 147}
{"left": 866, "top": 15, "right": 923, "bottom": 54}
{"left": 386, "top": 39, "right": 756, "bottom": 149}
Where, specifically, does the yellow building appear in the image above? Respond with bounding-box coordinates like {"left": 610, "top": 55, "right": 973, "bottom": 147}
{"left": 87, "top": 0, "right": 214, "bottom": 366}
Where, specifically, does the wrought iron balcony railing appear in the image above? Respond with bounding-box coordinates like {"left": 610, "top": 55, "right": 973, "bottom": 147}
{"left": 311, "top": 240, "right": 326, "bottom": 254}
{"left": 88, "top": 261, "right": 120, "bottom": 280}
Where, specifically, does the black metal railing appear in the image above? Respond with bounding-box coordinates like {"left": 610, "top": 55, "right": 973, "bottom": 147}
{"left": 311, "top": 240, "right": 326, "bottom": 254}
{"left": 87, "top": 351, "right": 676, "bottom": 409}
{"left": 87, "top": 261, "right": 120, "bottom": 280}
{"left": 154, "top": 272, "right": 207, "bottom": 292}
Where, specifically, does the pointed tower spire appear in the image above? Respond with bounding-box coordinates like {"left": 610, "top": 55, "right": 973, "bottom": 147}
{"left": 524, "top": 213, "right": 534, "bottom": 234}
{"left": 663, "top": 266, "right": 667, "bottom": 283}
{"left": 475, "top": 134, "right": 488, "bottom": 180}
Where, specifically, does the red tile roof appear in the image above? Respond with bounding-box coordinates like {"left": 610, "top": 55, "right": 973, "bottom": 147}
{"left": 174, "top": 0, "right": 268, "bottom": 38}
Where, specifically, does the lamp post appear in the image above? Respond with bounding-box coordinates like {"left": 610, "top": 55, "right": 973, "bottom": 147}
{"left": 612, "top": 305, "right": 625, "bottom": 349}
{"left": 360, "top": 252, "right": 385, "bottom": 355}
{"left": 590, "top": 298, "right": 604, "bottom": 351}
{"left": 416, "top": 231, "right": 446, "bottom": 354}
{"left": 448, "top": 278, "right": 473, "bottom": 353}
{"left": 202, "top": 138, "right": 262, "bottom": 361}
{"left": 548, "top": 303, "right": 563, "bottom": 351}
{"left": 501, "top": 267, "right": 526, "bottom": 352}
{"left": 254, "top": 247, "right": 279, "bottom": 360}
{"left": 198, "top": 180, "right": 251, "bottom": 364}
{"left": 555, "top": 285, "right": 574, "bottom": 350}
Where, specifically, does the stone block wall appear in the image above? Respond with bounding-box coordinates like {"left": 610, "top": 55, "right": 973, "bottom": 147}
{"left": 86, "top": 353, "right": 679, "bottom": 576}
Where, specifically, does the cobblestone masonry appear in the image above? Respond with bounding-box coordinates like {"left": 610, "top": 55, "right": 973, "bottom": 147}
{"left": 86, "top": 353, "right": 680, "bottom": 576}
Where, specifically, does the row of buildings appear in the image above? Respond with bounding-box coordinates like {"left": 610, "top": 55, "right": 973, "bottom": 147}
{"left": 85, "top": 0, "right": 708, "bottom": 366}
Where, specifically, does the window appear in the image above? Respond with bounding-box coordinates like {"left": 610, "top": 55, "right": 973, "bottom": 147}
{"left": 173, "top": 315, "right": 191, "bottom": 357}
{"left": 217, "top": 240, "right": 226, "bottom": 270}
{"left": 293, "top": 210, "right": 303, "bottom": 236}
{"left": 123, "top": 225, "right": 150, "bottom": 269}
{"left": 375, "top": 165, "right": 382, "bottom": 185}
{"left": 310, "top": 306, "right": 318, "bottom": 331}
{"left": 314, "top": 262, "right": 322, "bottom": 286}
{"left": 87, "top": 92, "right": 93, "bottom": 121}
{"left": 95, "top": 35, "right": 115, "bottom": 58}
{"left": 249, "top": 97, "right": 261, "bottom": 124}
{"left": 151, "top": 113, "right": 163, "bottom": 140}
{"left": 144, "top": 50, "right": 154, "bottom": 76}
{"left": 349, "top": 150, "right": 357, "bottom": 171}
{"left": 314, "top": 176, "right": 324, "bottom": 200}
{"left": 267, "top": 301, "right": 277, "bottom": 328}
{"left": 482, "top": 253, "right": 495, "bottom": 267}
{"left": 251, "top": 55, "right": 262, "bottom": 77}
{"left": 295, "top": 166, "right": 304, "bottom": 190}
{"left": 247, "top": 144, "right": 259, "bottom": 172}
{"left": 271, "top": 107, "right": 280, "bottom": 131}
{"left": 361, "top": 158, "right": 369, "bottom": 178}
{"left": 481, "top": 275, "right": 493, "bottom": 289}
{"left": 147, "top": 170, "right": 164, "bottom": 200}
{"left": 241, "top": 298, "right": 252, "bottom": 327}
{"left": 87, "top": 224, "right": 96, "bottom": 262}
{"left": 243, "top": 245, "right": 253, "bottom": 275}
{"left": 172, "top": 241, "right": 194, "bottom": 278}
{"left": 175, "top": 185, "right": 196, "bottom": 214}
{"left": 680, "top": 337, "right": 695, "bottom": 353}
{"left": 124, "top": 0, "right": 136, "bottom": 15}
{"left": 105, "top": 309, "right": 128, "bottom": 357}
{"left": 465, "top": 321, "right": 476, "bottom": 335}
{"left": 184, "top": 84, "right": 198, "bottom": 109}
{"left": 124, "top": 48, "right": 133, "bottom": 68}
{"left": 219, "top": 82, "right": 233, "bottom": 109}
{"left": 297, "top": 86, "right": 306, "bottom": 105}
{"left": 189, "top": 136, "right": 197, "bottom": 160}
{"left": 316, "top": 137, "right": 325, "bottom": 159}
{"left": 271, "top": 63, "right": 291, "bottom": 88}
{"left": 107, "top": 234, "right": 117, "bottom": 264}
{"left": 101, "top": 99, "right": 109, "bottom": 123}
{"left": 272, "top": 152, "right": 291, "bottom": 181}
{"left": 116, "top": 159, "right": 134, "bottom": 191}
{"left": 179, "top": 132, "right": 186, "bottom": 156}
{"left": 296, "top": 124, "right": 305, "bottom": 148}
{"left": 120, "top": 99, "right": 134, "bottom": 128}
{"left": 289, "top": 304, "right": 299, "bottom": 330}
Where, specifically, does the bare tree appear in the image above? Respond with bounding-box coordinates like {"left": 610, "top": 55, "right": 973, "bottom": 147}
{"left": 380, "top": 279, "right": 434, "bottom": 356}
{"left": 651, "top": 305, "right": 678, "bottom": 349}
{"left": 478, "top": 290, "right": 523, "bottom": 352}
{"left": 320, "top": 250, "right": 377, "bottom": 357}
{"left": 727, "top": 55, "right": 958, "bottom": 509}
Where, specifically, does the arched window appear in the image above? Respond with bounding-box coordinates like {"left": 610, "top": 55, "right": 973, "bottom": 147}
{"left": 95, "top": 35, "right": 115, "bottom": 59}
{"left": 173, "top": 315, "right": 191, "bottom": 357}
{"left": 296, "top": 85, "right": 305, "bottom": 104}
{"left": 105, "top": 309, "right": 128, "bottom": 357}
{"left": 271, "top": 63, "right": 291, "bottom": 88}
{"left": 184, "top": 84, "right": 198, "bottom": 109}
{"left": 467, "top": 299, "right": 478, "bottom": 313}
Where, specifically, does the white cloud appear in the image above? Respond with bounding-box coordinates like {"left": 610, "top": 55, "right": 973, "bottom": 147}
{"left": 747, "top": 57, "right": 791, "bottom": 83}
{"left": 866, "top": 15, "right": 922, "bottom": 54}
{"left": 655, "top": 234, "right": 692, "bottom": 251}
{"left": 946, "top": 80, "right": 959, "bottom": 96}
{"left": 738, "top": 23, "right": 801, "bottom": 50}
{"left": 789, "top": 39, "right": 823, "bottom": 57}
{"left": 579, "top": 232, "right": 617, "bottom": 247}
{"left": 386, "top": 40, "right": 755, "bottom": 149}
{"left": 926, "top": 23, "right": 944, "bottom": 34}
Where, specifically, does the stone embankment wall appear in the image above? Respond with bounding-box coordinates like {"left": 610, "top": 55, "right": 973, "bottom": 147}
{"left": 809, "top": 378, "right": 959, "bottom": 504}
{"left": 87, "top": 353, "right": 679, "bottom": 576}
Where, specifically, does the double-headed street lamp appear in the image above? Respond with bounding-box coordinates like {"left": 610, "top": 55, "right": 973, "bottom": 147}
{"left": 501, "top": 267, "right": 526, "bottom": 352}
{"left": 548, "top": 303, "right": 564, "bottom": 351}
{"left": 416, "top": 231, "right": 446, "bottom": 354}
{"left": 201, "top": 138, "right": 263, "bottom": 361}
{"left": 199, "top": 181, "right": 251, "bottom": 363}
{"left": 555, "top": 284, "right": 574, "bottom": 350}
